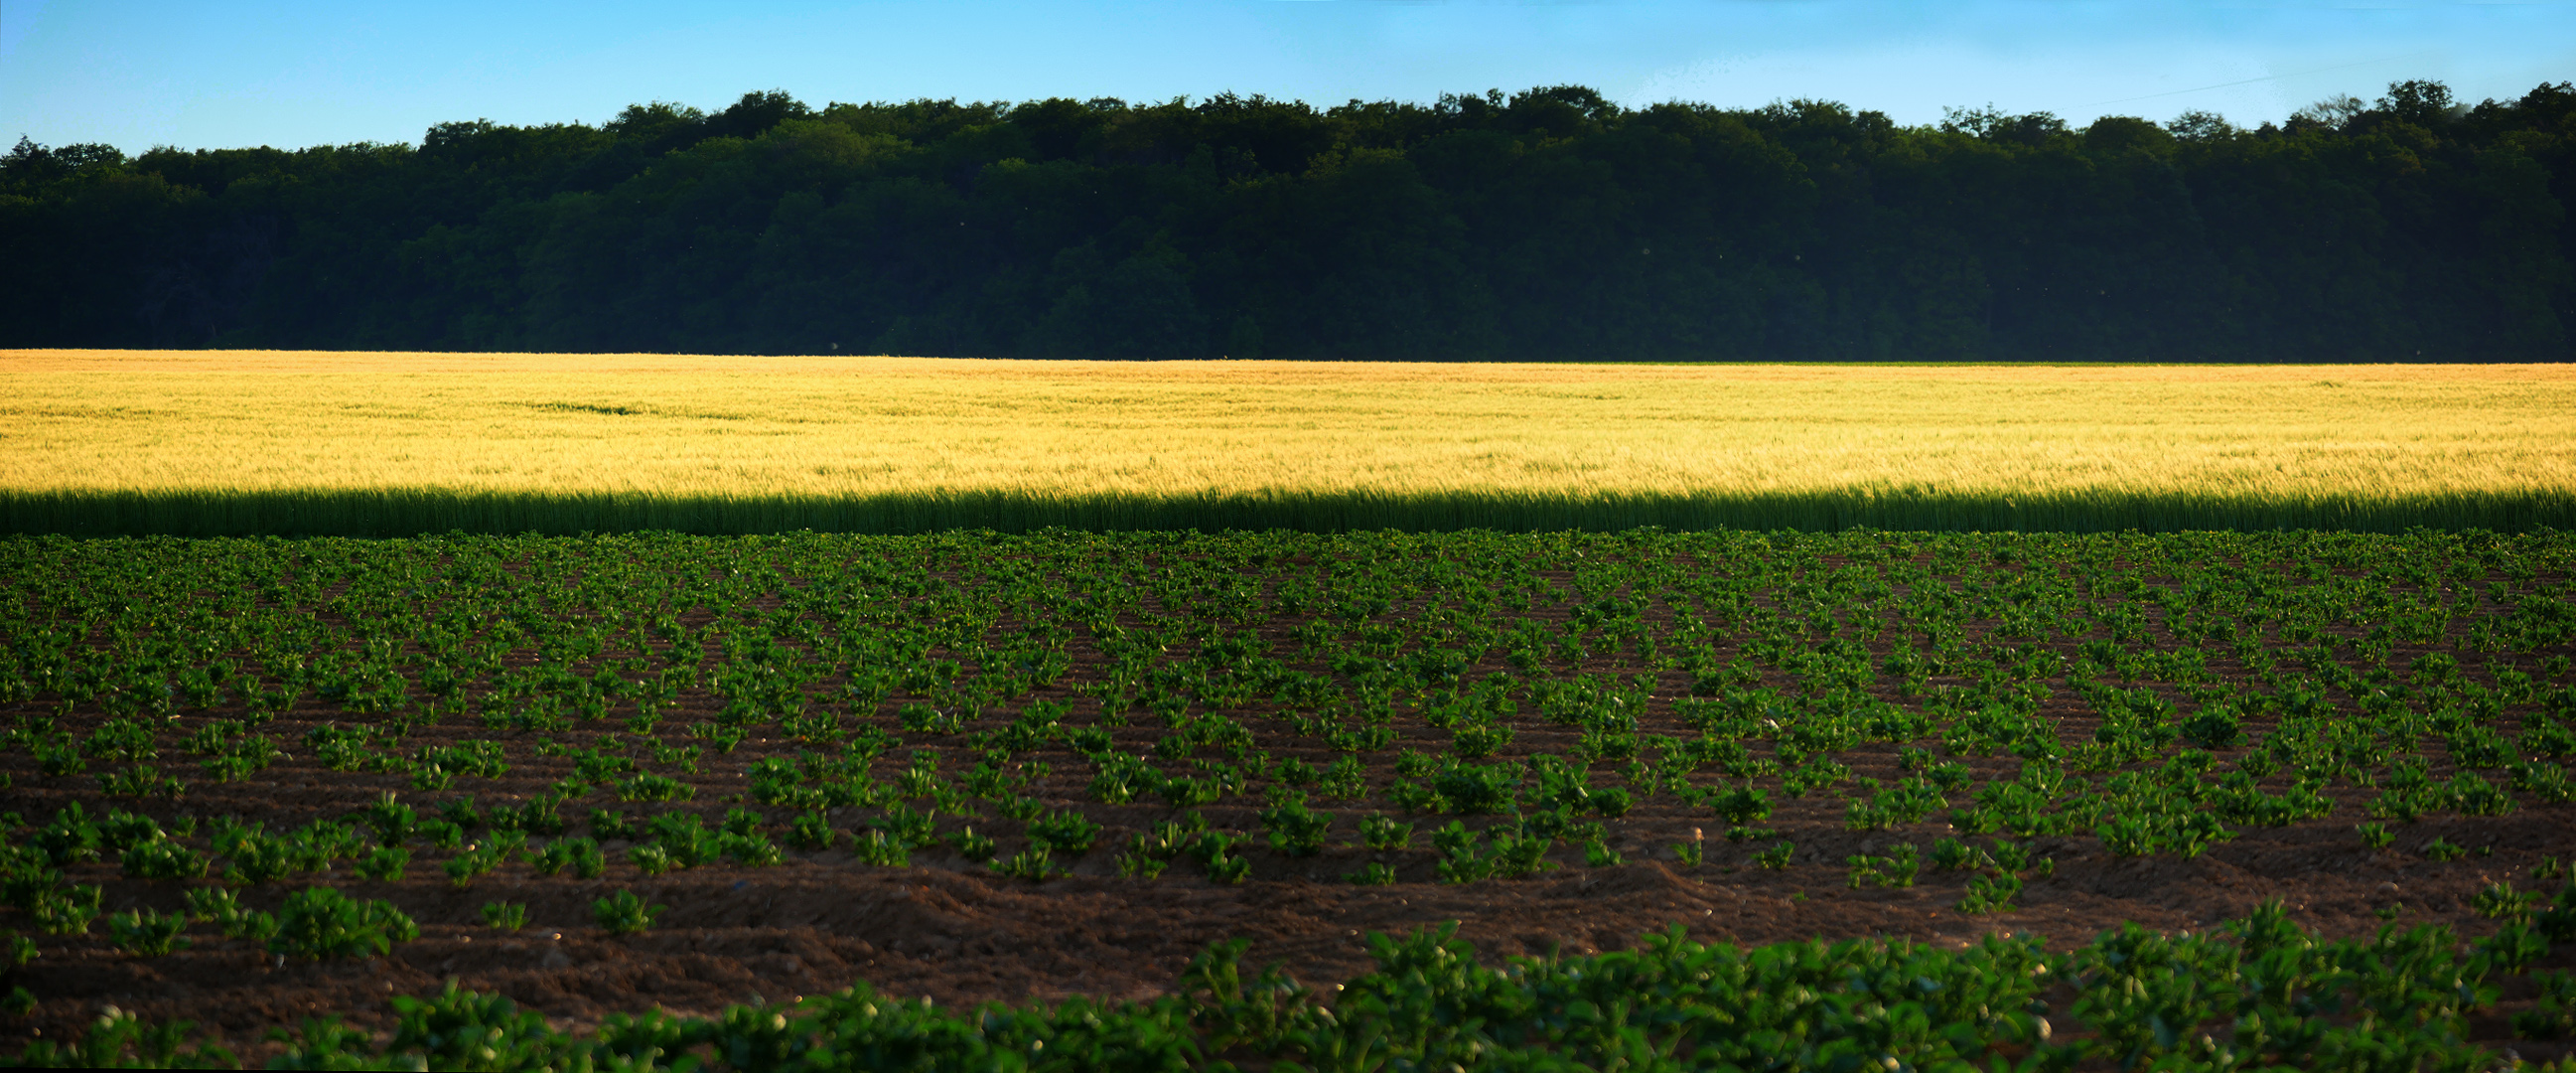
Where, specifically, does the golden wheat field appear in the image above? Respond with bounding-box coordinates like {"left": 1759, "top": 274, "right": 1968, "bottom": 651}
{"left": 3, "top": 350, "right": 2572, "bottom": 535}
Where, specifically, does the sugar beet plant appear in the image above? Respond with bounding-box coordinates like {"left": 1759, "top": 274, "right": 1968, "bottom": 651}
{"left": 0, "top": 528, "right": 2571, "bottom": 1047}
{"left": 0, "top": 530, "right": 2570, "bottom": 890}
{"left": 25, "top": 897, "right": 2576, "bottom": 1070}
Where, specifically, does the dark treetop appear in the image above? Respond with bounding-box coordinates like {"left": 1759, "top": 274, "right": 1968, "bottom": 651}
{"left": 5, "top": 80, "right": 2571, "bottom": 362}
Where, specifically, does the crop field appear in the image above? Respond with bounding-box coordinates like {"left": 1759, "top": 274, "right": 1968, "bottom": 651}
{"left": 1, "top": 527, "right": 2574, "bottom": 1066}
{"left": 6, "top": 351, "right": 2576, "bottom": 536}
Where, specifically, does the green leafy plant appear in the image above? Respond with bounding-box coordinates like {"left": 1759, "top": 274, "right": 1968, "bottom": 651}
{"left": 1752, "top": 841, "right": 1794, "bottom": 870}
{"left": 225, "top": 907, "right": 282, "bottom": 942}
{"left": 875, "top": 804, "right": 939, "bottom": 848}
{"left": 787, "top": 813, "right": 839, "bottom": 851}
{"left": 721, "top": 832, "right": 783, "bottom": 867}
{"left": 1431, "top": 821, "right": 1491, "bottom": 883}
{"left": 106, "top": 908, "right": 190, "bottom": 957}
{"left": 628, "top": 843, "right": 674, "bottom": 876}
{"left": 1845, "top": 843, "right": 1919, "bottom": 889}
{"left": 1672, "top": 839, "right": 1704, "bottom": 867}
{"left": 2515, "top": 971, "right": 2576, "bottom": 1040}
{"left": 990, "top": 846, "right": 1059, "bottom": 883}
{"left": 1430, "top": 762, "right": 1518, "bottom": 815}
{"left": 352, "top": 845, "right": 407, "bottom": 882}
{"left": 416, "top": 820, "right": 466, "bottom": 850}
{"left": 1194, "top": 833, "right": 1252, "bottom": 884}
{"left": 1957, "top": 871, "right": 2024, "bottom": 914}
{"left": 1930, "top": 838, "right": 1988, "bottom": 871}
{"left": 26, "top": 522, "right": 2576, "bottom": 1064}
{"left": 354, "top": 795, "right": 416, "bottom": 846}
{"left": 1025, "top": 810, "right": 1104, "bottom": 855}
{"left": 481, "top": 901, "right": 530, "bottom": 931}
{"left": 1583, "top": 837, "right": 1623, "bottom": 867}
{"left": 1485, "top": 826, "right": 1556, "bottom": 878}
{"left": 588, "top": 808, "right": 638, "bottom": 842}
{"left": 1160, "top": 776, "right": 1221, "bottom": 809}
{"left": 945, "top": 827, "right": 996, "bottom": 860}
{"left": 410, "top": 762, "right": 455, "bottom": 791}
{"left": 31, "top": 884, "right": 102, "bottom": 935}
{"left": 270, "top": 886, "right": 418, "bottom": 960}
{"left": 2474, "top": 881, "right": 2537, "bottom": 923}
{"left": 1127, "top": 816, "right": 1207, "bottom": 861}
{"left": 1205, "top": 849, "right": 1252, "bottom": 884}
{"left": 443, "top": 846, "right": 503, "bottom": 888}
{"left": 1985, "top": 840, "right": 2033, "bottom": 873}
{"left": 120, "top": 841, "right": 207, "bottom": 882}
{"left": 525, "top": 837, "right": 597, "bottom": 877}
{"left": 1449, "top": 720, "right": 1512, "bottom": 759}
{"left": 1258, "top": 796, "right": 1333, "bottom": 856}
{"left": 96, "top": 764, "right": 186, "bottom": 799}
{"left": 183, "top": 885, "right": 241, "bottom": 924}
{"left": 564, "top": 838, "right": 608, "bottom": 878}
{"left": 852, "top": 830, "right": 910, "bottom": 868}
{"left": 1707, "top": 784, "right": 1773, "bottom": 827}
{"left": 216, "top": 830, "right": 291, "bottom": 885}
{"left": 35, "top": 740, "right": 84, "bottom": 778}
{"left": 1358, "top": 814, "right": 1412, "bottom": 851}
{"left": 2097, "top": 816, "right": 2155, "bottom": 857}
{"left": 2179, "top": 705, "right": 2242, "bottom": 749}
{"left": 32, "top": 804, "right": 102, "bottom": 865}
{"left": 617, "top": 774, "right": 693, "bottom": 803}
{"left": 592, "top": 889, "right": 663, "bottom": 935}
{"left": 97, "top": 810, "right": 165, "bottom": 851}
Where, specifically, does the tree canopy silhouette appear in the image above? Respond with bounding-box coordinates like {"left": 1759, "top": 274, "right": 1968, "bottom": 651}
{"left": 3, "top": 80, "right": 2569, "bottom": 361}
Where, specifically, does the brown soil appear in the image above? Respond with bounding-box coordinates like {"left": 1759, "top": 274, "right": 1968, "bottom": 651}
{"left": 9, "top": 757, "right": 2572, "bottom": 1059}
{"left": 2, "top": 545, "right": 2570, "bottom": 1061}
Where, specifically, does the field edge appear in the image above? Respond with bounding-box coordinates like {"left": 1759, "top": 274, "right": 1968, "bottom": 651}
{"left": 2, "top": 487, "right": 2571, "bottom": 536}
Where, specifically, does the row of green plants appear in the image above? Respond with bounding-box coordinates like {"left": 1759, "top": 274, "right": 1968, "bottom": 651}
{"left": 0, "top": 530, "right": 2568, "bottom": 892}
{"left": 0, "top": 529, "right": 2571, "bottom": 1055}
{"left": 0, "top": 870, "right": 660, "bottom": 1021}
{"left": 18, "top": 897, "right": 2576, "bottom": 1071}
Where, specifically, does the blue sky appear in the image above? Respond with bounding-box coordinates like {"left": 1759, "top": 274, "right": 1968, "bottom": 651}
{"left": 3, "top": 1, "right": 2571, "bottom": 154}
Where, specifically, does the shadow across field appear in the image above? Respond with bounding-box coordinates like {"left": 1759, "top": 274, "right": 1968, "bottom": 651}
{"left": 6, "top": 486, "right": 2572, "bottom": 537}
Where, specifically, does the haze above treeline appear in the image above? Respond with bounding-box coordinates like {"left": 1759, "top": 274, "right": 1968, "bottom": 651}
{"left": 3, "top": 80, "right": 2569, "bottom": 362}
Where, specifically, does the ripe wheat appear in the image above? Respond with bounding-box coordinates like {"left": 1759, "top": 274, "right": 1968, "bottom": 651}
{"left": 3, "top": 350, "right": 2569, "bottom": 535}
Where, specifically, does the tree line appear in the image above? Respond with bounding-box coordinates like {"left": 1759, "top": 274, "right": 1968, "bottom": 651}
{"left": 3, "top": 79, "right": 2570, "bottom": 361}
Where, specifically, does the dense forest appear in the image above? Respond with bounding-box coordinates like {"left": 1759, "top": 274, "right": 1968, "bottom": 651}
{"left": 3, "top": 79, "right": 2571, "bottom": 361}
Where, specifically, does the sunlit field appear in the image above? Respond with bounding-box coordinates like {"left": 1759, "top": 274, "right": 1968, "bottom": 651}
{"left": 3, "top": 350, "right": 2571, "bottom": 535}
